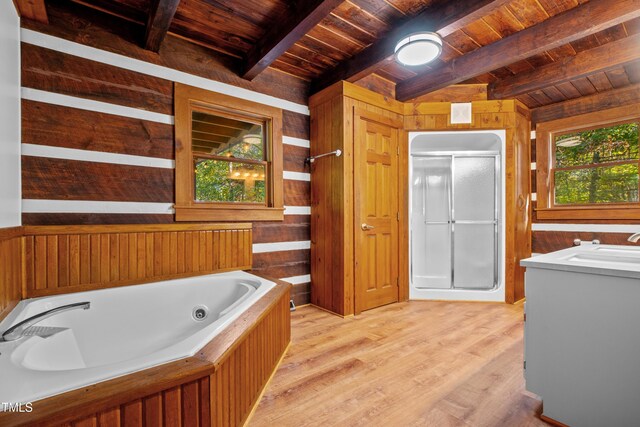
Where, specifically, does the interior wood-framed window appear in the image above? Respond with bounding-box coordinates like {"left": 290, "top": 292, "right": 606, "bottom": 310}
{"left": 174, "top": 83, "right": 284, "bottom": 221}
{"left": 536, "top": 104, "right": 640, "bottom": 220}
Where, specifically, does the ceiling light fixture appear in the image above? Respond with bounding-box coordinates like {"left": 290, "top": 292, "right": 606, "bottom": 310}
{"left": 556, "top": 136, "right": 582, "bottom": 147}
{"left": 394, "top": 32, "right": 443, "bottom": 66}
{"left": 243, "top": 134, "right": 262, "bottom": 145}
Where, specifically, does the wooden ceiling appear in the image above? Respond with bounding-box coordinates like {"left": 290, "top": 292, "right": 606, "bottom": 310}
{"left": 18, "top": 0, "right": 640, "bottom": 113}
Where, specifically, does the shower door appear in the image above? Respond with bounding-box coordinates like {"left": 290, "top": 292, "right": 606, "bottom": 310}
{"left": 411, "top": 153, "right": 499, "bottom": 290}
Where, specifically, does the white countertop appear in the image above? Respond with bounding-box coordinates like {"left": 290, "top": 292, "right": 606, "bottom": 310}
{"left": 520, "top": 244, "right": 640, "bottom": 279}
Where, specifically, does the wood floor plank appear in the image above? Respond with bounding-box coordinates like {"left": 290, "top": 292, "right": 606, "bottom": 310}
{"left": 249, "top": 301, "right": 549, "bottom": 427}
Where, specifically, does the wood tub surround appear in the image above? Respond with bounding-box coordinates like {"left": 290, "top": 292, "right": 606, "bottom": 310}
{"left": 22, "top": 223, "right": 253, "bottom": 298}
{"left": 0, "top": 227, "right": 24, "bottom": 323}
{"left": 0, "top": 278, "right": 291, "bottom": 427}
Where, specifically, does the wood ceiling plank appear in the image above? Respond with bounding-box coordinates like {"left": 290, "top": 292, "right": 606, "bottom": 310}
{"left": 535, "top": 0, "right": 579, "bottom": 17}
{"left": 319, "top": 13, "right": 377, "bottom": 47}
{"left": 624, "top": 16, "right": 640, "bottom": 35}
{"left": 506, "top": 0, "right": 550, "bottom": 28}
{"left": 396, "top": 0, "right": 640, "bottom": 101}
{"left": 331, "top": 1, "right": 390, "bottom": 38}
{"left": 606, "top": 67, "right": 632, "bottom": 88}
{"left": 312, "top": 0, "right": 511, "bottom": 92}
{"left": 481, "top": 5, "right": 525, "bottom": 38}
{"left": 540, "top": 86, "right": 566, "bottom": 103}
{"left": 569, "top": 77, "right": 598, "bottom": 96}
{"left": 587, "top": 72, "right": 614, "bottom": 92}
{"left": 297, "top": 34, "right": 351, "bottom": 63}
{"left": 347, "top": 0, "right": 407, "bottom": 22}
{"left": 532, "top": 83, "right": 640, "bottom": 123}
{"left": 624, "top": 61, "right": 640, "bottom": 83}
{"left": 70, "top": 0, "right": 148, "bottom": 23}
{"left": 14, "top": 0, "right": 48, "bottom": 24}
{"left": 555, "top": 81, "right": 583, "bottom": 99}
{"left": 144, "top": 0, "right": 180, "bottom": 51}
{"left": 242, "top": 0, "right": 344, "bottom": 80}
{"left": 489, "top": 33, "right": 640, "bottom": 98}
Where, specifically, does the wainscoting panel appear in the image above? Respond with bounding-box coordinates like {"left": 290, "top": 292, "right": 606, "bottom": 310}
{"left": 23, "top": 224, "right": 252, "bottom": 298}
{"left": 0, "top": 227, "right": 24, "bottom": 322}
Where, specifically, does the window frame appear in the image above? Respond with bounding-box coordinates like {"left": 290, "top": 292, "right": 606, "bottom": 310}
{"left": 174, "top": 83, "right": 284, "bottom": 222}
{"left": 536, "top": 104, "right": 640, "bottom": 220}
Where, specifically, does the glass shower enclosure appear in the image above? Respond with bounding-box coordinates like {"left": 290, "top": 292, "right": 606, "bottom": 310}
{"left": 409, "top": 131, "right": 505, "bottom": 301}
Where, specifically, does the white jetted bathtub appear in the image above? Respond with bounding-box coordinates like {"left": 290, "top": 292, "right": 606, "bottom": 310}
{"left": 0, "top": 270, "right": 275, "bottom": 406}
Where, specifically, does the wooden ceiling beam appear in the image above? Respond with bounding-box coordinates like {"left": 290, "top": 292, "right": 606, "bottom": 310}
{"left": 531, "top": 83, "right": 640, "bottom": 124}
{"left": 490, "top": 34, "right": 640, "bottom": 99}
{"left": 144, "top": 0, "right": 181, "bottom": 52}
{"left": 312, "top": 0, "right": 511, "bottom": 93}
{"left": 13, "top": 0, "right": 48, "bottom": 24}
{"left": 242, "top": 0, "right": 344, "bottom": 81}
{"left": 396, "top": 0, "right": 640, "bottom": 102}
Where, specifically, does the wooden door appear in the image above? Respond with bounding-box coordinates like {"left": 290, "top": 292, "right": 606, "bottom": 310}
{"left": 354, "top": 109, "right": 402, "bottom": 313}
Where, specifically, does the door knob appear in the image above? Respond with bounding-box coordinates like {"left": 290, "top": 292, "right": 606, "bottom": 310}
{"left": 361, "top": 223, "right": 375, "bottom": 231}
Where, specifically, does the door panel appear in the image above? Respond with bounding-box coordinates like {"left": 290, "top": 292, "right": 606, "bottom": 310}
{"left": 454, "top": 156, "right": 496, "bottom": 221}
{"left": 453, "top": 223, "right": 496, "bottom": 289}
{"left": 355, "top": 110, "right": 401, "bottom": 313}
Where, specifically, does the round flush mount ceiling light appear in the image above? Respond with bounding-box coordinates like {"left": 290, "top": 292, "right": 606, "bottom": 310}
{"left": 394, "top": 32, "right": 443, "bottom": 66}
{"left": 556, "top": 136, "right": 582, "bottom": 147}
{"left": 243, "top": 134, "right": 262, "bottom": 145}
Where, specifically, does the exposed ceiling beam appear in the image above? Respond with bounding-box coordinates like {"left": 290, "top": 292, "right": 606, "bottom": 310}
{"left": 490, "top": 34, "right": 640, "bottom": 99}
{"left": 13, "top": 0, "right": 48, "bottom": 24}
{"left": 396, "top": 0, "right": 640, "bottom": 102}
{"left": 532, "top": 83, "right": 640, "bottom": 124}
{"left": 144, "top": 0, "right": 181, "bottom": 52}
{"left": 242, "top": 0, "right": 344, "bottom": 81}
{"left": 312, "top": 0, "right": 511, "bottom": 93}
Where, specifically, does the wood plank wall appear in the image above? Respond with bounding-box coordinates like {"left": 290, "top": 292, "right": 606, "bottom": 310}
{"left": 0, "top": 283, "right": 291, "bottom": 427}
{"left": 20, "top": 2, "right": 312, "bottom": 305}
{"left": 22, "top": 224, "right": 252, "bottom": 298}
{"left": 0, "top": 227, "right": 24, "bottom": 322}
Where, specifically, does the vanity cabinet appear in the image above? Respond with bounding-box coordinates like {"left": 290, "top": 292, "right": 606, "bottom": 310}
{"left": 522, "top": 245, "right": 640, "bottom": 427}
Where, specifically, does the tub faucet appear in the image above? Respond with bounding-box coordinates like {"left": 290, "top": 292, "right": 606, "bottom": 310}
{"left": 1, "top": 301, "right": 90, "bottom": 342}
{"left": 628, "top": 233, "right": 640, "bottom": 243}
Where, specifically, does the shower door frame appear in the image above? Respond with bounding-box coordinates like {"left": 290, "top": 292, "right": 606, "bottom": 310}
{"left": 410, "top": 151, "right": 501, "bottom": 291}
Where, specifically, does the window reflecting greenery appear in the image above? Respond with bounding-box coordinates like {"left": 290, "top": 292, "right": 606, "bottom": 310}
{"left": 195, "top": 159, "right": 266, "bottom": 203}
{"left": 554, "top": 123, "right": 639, "bottom": 205}
{"left": 191, "top": 110, "right": 268, "bottom": 204}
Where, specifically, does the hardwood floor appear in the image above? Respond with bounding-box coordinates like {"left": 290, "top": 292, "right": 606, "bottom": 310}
{"left": 249, "top": 301, "right": 550, "bottom": 427}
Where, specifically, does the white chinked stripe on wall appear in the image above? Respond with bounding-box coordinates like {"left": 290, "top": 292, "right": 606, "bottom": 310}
{"left": 22, "top": 200, "right": 175, "bottom": 214}
{"left": 21, "top": 29, "right": 309, "bottom": 116}
{"left": 22, "top": 87, "right": 174, "bottom": 125}
{"left": 283, "top": 136, "right": 310, "bottom": 148}
{"left": 22, "top": 144, "right": 175, "bottom": 169}
{"left": 284, "top": 206, "right": 311, "bottom": 215}
{"left": 252, "top": 240, "right": 311, "bottom": 253}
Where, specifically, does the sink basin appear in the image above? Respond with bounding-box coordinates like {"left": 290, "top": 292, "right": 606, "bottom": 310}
{"left": 565, "top": 252, "right": 640, "bottom": 266}
{"left": 521, "top": 244, "right": 640, "bottom": 278}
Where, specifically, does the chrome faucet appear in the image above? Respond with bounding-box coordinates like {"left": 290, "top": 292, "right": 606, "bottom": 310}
{"left": 628, "top": 233, "right": 640, "bottom": 243}
{"left": 1, "top": 301, "right": 90, "bottom": 342}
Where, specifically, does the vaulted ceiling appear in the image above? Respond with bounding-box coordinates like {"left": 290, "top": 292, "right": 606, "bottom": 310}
{"left": 16, "top": 0, "right": 640, "bottom": 113}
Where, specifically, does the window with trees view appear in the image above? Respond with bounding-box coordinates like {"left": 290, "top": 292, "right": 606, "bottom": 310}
{"left": 554, "top": 122, "right": 639, "bottom": 205}
{"left": 192, "top": 111, "right": 267, "bottom": 204}
{"left": 174, "top": 83, "right": 284, "bottom": 222}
